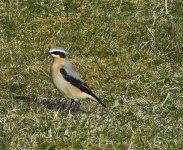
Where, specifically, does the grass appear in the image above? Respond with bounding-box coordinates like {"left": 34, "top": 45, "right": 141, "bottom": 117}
{"left": 0, "top": 0, "right": 183, "bottom": 149}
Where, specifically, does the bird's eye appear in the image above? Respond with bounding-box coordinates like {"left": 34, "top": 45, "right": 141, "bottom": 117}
{"left": 59, "top": 52, "right": 66, "bottom": 58}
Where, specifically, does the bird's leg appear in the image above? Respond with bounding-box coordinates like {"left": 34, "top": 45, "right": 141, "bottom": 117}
{"left": 69, "top": 99, "right": 80, "bottom": 115}
{"left": 69, "top": 99, "right": 75, "bottom": 109}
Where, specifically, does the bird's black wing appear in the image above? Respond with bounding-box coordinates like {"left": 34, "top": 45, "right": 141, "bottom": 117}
{"left": 60, "top": 68, "right": 107, "bottom": 108}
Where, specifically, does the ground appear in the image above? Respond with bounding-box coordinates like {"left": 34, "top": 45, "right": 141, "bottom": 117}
{"left": 0, "top": 0, "right": 183, "bottom": 149}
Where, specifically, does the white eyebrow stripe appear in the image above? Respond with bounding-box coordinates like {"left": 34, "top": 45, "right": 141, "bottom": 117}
{"left": 49, "top": 47, "right": 68, "bottom": 55}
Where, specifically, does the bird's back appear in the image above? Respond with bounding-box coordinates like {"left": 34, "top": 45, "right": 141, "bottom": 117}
{"left": 62, "top": 61, "right": 84, "bottom": 82}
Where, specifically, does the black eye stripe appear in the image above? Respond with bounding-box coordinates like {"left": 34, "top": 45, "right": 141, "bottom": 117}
{"left": 51, "top": 51, "right": 60, "bottom": 55}
{"left": 51, "top": 51, "right": 66, "bottom": 58}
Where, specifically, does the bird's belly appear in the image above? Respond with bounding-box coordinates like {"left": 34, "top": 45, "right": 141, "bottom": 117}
{"left": 52, "top": 75, "right": 87, "bottom": 99}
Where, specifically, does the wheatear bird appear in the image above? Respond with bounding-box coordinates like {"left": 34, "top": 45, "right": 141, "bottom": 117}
{"left": 46, "top": 47, "right": 107, "bottom": 113}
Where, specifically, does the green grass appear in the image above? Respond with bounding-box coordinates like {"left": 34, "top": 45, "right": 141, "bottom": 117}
{"left": 0, "top": 0, "right": 183, "bottom": 149}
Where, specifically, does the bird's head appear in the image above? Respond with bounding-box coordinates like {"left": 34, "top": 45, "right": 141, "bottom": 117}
{"left": 46, "top": 47, "right": 68, "bottom": 59}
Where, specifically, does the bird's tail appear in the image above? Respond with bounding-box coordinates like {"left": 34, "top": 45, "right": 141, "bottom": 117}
{"left": 93, "top": 95, "right": 107, "bottom": 108}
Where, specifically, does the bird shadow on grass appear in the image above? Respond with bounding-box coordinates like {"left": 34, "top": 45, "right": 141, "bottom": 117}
{"left": 14, "top": 96, "right": 68, "bottom": 112}
{"left": 14, "top": 96, "right": 89, "bottom": 114}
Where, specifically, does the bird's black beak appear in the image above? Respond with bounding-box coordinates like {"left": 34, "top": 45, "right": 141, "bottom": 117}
{"left": 45, "top": 52, "right": 50, "bottom": 55}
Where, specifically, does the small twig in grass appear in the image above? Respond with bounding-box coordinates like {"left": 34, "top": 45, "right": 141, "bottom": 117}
{"left": 146, "top": 25, "right": 155, "bottom": 39}
{"left": 165, "top": 0, "right": 168, "bottom": 14}
{"left": 128, "top": 141, "right": 133, "bottom": 150}
{"left": 117, "top": 0, "right": 123, "bottom": 13}
{"left": 152, "top": 12, "right": 157, "bottom": 26}
{"left": 161, "top": 92, "right": 170, "bottom": 107}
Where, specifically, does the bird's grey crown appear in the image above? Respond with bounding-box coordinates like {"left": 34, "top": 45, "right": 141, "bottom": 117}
{"left": 49, "top": 47, "right": 68, "bottom": 55}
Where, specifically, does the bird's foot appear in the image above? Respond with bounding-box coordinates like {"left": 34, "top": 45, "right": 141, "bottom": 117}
{"left": 68, "top": 99, "right": 80, "bottom": 116}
